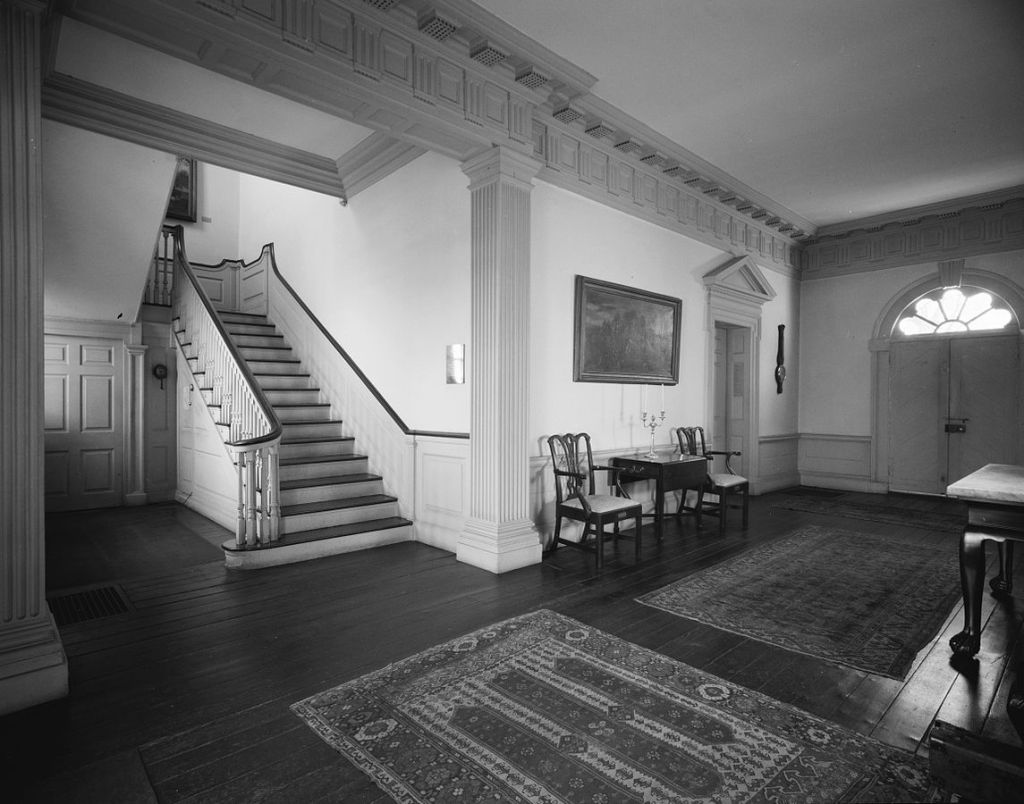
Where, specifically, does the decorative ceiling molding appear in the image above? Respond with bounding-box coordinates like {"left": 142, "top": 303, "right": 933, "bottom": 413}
{"left": 53, "top": 0, "right": 804, "bottom": 268}
{"left": 41, "top": 72, "right": 348, "bottom": 199}
{"left": 801, "top": 195, "right": 1024, "bottom": 279}
{"left": 335, "top": 131, "right": 426, "bottom": 198}
{"left": 534, "top": 119, "right": 801, "bottom": 272}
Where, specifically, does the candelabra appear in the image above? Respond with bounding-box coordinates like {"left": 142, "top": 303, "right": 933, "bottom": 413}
{"left": 641, "top": 409, "right": 666, "bottom": 458}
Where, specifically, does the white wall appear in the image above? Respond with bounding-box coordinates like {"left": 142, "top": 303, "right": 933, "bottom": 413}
{"left": 529, "top": 182, "right": 727, "bottom": 455}
{"left": 758, "top": 267, "right": 801, "bottom": 437}
{"left": 42, "top": 121, "right": 176, "bottom": 322}
{"left": 798, "top": 250, "right": 1024, "bottom": 437}
{"left": 235, "top": 151, "right": 471, "bottom": 434}
{"left": 175, "top": 163, "right": 240, "bottom": 266}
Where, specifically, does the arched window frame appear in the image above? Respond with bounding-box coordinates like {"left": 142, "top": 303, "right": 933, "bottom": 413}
{"left": 894, "top": 285, "right": 1017, "bottom": 337}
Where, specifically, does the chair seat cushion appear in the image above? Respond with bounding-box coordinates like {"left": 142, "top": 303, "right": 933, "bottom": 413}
{"left": 564, "top": 494, "right": 641, "bottom": 515}
{"left": 709, "top": 473, "right": 748, "bottom": 489}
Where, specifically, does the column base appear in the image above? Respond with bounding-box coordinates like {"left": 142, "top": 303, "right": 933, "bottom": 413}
{"left": 0, "top": 612, "right": 68, "bottom": 717}
{"left": 457, "top": 517, "right": 543, "bottom": 574}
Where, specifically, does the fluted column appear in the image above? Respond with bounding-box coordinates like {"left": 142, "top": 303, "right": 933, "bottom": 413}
{"left": 0, "top": 0, "right": 68, "bottom": 715}
{"left": 457, "top": 147, "right": 543, "bottom": 573}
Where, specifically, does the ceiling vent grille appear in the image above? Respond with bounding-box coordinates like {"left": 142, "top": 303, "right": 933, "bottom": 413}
{"left": 363, "top": 0, "right": 400, "bottom": 10}
{"left": 614, "top": 138, "right": 643, "bottom": 154}
{"left": 586, "top": 122, "right": 614, "bottom": 139}
{"left": 418, "top": 11, "right": 458, "bottom": 40}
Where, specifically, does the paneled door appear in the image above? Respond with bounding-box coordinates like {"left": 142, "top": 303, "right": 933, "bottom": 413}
{"left": 890, "top": 333, "right": 1020, "bottom": 494}
{"left": 712, "top": 324, "right": 749, "bottom": 476}
{"left": 44, "top": 336, "right": 124, "bottom": 511}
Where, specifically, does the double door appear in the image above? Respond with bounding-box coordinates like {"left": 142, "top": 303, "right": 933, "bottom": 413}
{"left": 889, "top": 333, "right": 1021, "bottom": 494}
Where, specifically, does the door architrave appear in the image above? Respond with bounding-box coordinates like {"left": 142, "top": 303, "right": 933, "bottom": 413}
{"left": 703, "top": 255, "right": 777, "bottom": 493}
{"left": 869, "top": 268, "right": 1024, "bottom": 490}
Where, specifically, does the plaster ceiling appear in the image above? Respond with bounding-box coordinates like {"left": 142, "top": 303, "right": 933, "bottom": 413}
{"left": 472, "top": 0, "right": 1024, "bottom": 229}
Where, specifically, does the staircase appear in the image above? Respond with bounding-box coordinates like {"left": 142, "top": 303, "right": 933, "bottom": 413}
{"left": 189, "top": 310, "right": 412, "bottom": 568}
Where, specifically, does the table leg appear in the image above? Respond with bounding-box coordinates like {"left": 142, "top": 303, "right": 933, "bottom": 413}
{"left": 654, "top": 478, "right": 664, "bottom": 540}
{"left": 991, "top": 541, "right": 1015, "bottom": 596}
{"left": 950, "top": 528, "right": 987, "bottom": 657}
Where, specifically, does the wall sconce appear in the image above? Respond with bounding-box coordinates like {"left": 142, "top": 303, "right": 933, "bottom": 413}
{"left": 446, "top": 344, "right": 465, "bottom": 384}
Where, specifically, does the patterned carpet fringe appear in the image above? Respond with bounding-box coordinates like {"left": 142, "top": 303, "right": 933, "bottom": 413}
{"left": 292, "top": 609, "right": 948, "bottom": 803}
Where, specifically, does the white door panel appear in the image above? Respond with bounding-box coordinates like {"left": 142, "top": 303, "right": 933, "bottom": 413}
{"left": 45, "top": 336, "right": 124, "bottom": 511}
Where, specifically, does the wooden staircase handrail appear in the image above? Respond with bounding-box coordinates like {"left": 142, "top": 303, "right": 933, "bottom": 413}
{"left": 167, "top": 225, "right": 282, "bottom": 449}
{"left": 264, "top": 242, "right": 469, "bottom": 441}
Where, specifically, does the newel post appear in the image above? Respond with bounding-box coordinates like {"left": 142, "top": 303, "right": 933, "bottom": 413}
{"left": 457, "top": 146, "right": 544, "bottom": 573}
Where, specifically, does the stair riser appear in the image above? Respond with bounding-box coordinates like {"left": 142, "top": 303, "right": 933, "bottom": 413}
{"left": 256, "top": 375, "right": 312, "bottom": 390}
{"left": 264, "top": 389, "right": 322, "bottom": 405}
{"left": 220, "top": 313, "right": 268, "bottom": 326}
{"left": 247, "top": 361, "right": 305, "bottom": 375}
{"left": 239, "top": 346, "right": 295, "bottom": 361}
{"left": 282, "top": 421, "right": 344, "bottom": 439}
{"left": 276, "top": 406, "right": 333, "bottom": 423}
{"left": 232, "top": 334, "right": 287, "bottom": 348}
{"left": 280, "top": 480, "right": 383, "bottom": 506}
{"left": 281, "top": 502, "right": 400, "bottom": 533}
{"left": 279, "top": 459, "right": 369, "bottom": 480}
{"left": 226, "top": 323, "right": 278, "bottom": 337}
{"left": 279, "top": 440, "right": 356, "bottom": 459}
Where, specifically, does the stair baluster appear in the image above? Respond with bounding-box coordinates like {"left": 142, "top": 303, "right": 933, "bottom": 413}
{"left": 165, "top": 225, "right": 282, "bottom": 550}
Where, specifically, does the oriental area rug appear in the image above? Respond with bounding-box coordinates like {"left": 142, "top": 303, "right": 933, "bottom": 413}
{"left": 291, "top": 609, "right": 946, "bottom": 803}
{"left": 638, "top": 525, "right": 962, "bottom": 679}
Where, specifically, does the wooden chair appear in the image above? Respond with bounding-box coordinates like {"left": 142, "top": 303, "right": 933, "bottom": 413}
{"left": 547, "top": 433, "right": 643, "bottom": 569}
{"left": 675, "top": 426, "right": 749, "bottom": 534}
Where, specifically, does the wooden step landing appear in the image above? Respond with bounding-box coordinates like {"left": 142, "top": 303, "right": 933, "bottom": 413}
{"left": 222, "top": 516, "right": 412, "bottom": 569}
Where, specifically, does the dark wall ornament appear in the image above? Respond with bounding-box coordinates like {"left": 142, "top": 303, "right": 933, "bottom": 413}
{"left": 573, "top": 275, "right": 681, "bottom": 384}
{"left": 166, "top": 156, "right": 197, "bottom": 222}
{"left": 775, "top": 324, "right": 786, "bottom": 394}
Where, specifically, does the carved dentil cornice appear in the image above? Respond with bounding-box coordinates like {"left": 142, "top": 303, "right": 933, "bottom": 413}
{"left": 801, "top": 190, "right": 1024, "bottom": 278}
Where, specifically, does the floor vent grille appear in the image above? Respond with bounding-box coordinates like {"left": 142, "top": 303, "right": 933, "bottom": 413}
{"left": 49, "top": 585, "right": 130, "bottom": 626}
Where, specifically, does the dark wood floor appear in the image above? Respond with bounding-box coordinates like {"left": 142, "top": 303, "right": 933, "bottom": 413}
{"left": 2, "top": 490, "right": 1022, "bottom": 802}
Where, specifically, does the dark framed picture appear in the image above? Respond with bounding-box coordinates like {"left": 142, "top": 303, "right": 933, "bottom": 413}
{"left": 573, "top": 275, "right": 681, "bottom": 384}
{"left": 166, "top": 156, "right": 197, "bottom": 222}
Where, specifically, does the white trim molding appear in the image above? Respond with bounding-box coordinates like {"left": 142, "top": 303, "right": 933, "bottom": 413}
{"left": 802, "top": 192, "right": 1024, "bottom": 278}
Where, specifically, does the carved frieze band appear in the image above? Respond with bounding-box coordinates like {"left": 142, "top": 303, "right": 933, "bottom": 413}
{"left": 532, "top": 119, "right": 801, "bottom": 271}
{"left": 802, "top": 196, "right": 1024, "bottom": 277}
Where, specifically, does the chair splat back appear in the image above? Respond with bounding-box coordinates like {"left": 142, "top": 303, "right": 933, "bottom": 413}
{"left": 546, "top": 432, "right": 643, "bottom": 569}
{"left": 674, "top": 425, "right": 749, "bottom": 533}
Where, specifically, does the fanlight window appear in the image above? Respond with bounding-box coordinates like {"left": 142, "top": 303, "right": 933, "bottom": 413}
{"left": 896, "top": 287, "right": 1014, "bottom": 336}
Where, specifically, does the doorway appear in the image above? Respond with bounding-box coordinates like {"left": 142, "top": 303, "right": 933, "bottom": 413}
{"left": 713, "top": 324, "right": 749, "bottom": 476}
{"left": 889, "top": 333, "right": 1020, "bottom": 494}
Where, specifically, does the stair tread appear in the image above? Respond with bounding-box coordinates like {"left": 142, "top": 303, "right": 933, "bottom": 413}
{"left": 279, "top": 454, "right": 366, "bottom": 466}
{"left": 279, "top": 473, "right": 380, "bottom": 490}
{"left": 282, "top": 419, "right": 344, "bottom": 427}
{"left": 282, "top": 494, "right": 397, "bottom": 515}
{"left": 280, "top": 435, "right": 354, "bottom": 445}
{"left": 223, "top": 517, "right": 411, "bottom": 551}
{"left": 276, "top": 403, "right": 331, "bottom": 409}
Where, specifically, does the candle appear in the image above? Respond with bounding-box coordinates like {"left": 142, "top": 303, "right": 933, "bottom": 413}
{"left": 641, "top": 385, "right": 647, "bottom": 417}
{"left": 660, "top": 383, "right": 665, "bottom": 415}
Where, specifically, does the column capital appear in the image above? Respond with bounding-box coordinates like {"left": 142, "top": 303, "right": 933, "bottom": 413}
{"left": 461, "top": 146, "right": 542, "bottom": 193}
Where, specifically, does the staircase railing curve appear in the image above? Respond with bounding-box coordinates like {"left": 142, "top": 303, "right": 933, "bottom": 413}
{"left": 165, "top": 225, "right": 282, "bottom": 548}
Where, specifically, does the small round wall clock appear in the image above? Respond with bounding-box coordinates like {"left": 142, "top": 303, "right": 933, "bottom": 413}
{"left": 775, "top": 324, "right": 786, "bottom": 394}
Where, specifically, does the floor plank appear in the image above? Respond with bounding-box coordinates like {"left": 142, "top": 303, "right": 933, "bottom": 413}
{"left": 2, "top": 489, "right": 1020, "bottom": 802}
